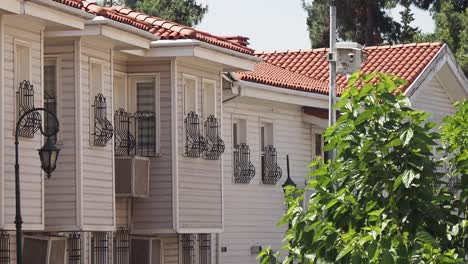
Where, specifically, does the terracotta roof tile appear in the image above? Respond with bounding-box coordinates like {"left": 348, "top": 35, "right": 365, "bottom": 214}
{"left": 244, "top": 42, "right": 444, "bottom": 94}
{"left": 235, "top": 62, "right": 329, "bottom": 94}
{"left": 52, "top": 0, "right": 254, "bottom": 55}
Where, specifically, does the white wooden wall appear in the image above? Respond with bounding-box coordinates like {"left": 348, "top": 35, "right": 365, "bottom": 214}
{"left": 2, "top": 17, "right": 45, "bottom": 230}
{"left": 43, "top": 39, "right": 77, "bottom": 229}
{"left": 176, "top": 59, "right": 223, "bottom": 231}
{"left": 410, "top": 77, "right": 456, "bottom": 124}
{"left": 79, "top": 41, "right": 114, "bottom": 229}
{"left": 126, "top": 59, "right": 175, "bottom": 232}
{"left": 221, "top": 98, "right": 313, "bottom": 264}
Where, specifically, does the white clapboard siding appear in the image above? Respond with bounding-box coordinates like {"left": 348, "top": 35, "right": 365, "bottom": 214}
{"left": 127, "top": 59, "right": 174, "bottom": 231}
{"left": 2, "top": 21, "right": 45, "bottom": 230}
{"left": 80, "top": 43, "right": 114, "bottom": 228}
{"left": 159, "top": 234, "right": 179, "bottom": 264}
{"left": 176, "top": 59, "right": 223, "bottom": 230}
{"left": 410, "top": 77, "right": 455, "bottom": 124}
{"left": 43, "top": 40, "right": 77, "bottom": 229}
{"left": 221, "top": 99, "right": 313, "bottom": 264}
{"left": 115, "top": 197, "right": 129, "bottom": 227}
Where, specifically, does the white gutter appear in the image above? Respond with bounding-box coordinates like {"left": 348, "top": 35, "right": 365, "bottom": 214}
{"left": 29, "top": 0, "right": 95, "bottom": 19}
{"left": 87, "top": 16, "right": 160, "bottom": 41}
{"left": 235, "top": 79, "right": 331, "bottom": 101}
{"left": 150, "top": 39, "right": 261, "bottom": 62}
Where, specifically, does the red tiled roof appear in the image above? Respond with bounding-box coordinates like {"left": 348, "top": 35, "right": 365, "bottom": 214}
{"left": 52, "top": 0, "right": 254, "bottom": 55}
{"left": 249, "top": 42, "right": 444, "bottom": 94}
{"left": 236, "top": 62, "right": 328, "bottom": 93}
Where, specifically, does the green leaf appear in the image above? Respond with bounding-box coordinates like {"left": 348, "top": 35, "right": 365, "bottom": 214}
{"left": 382, "top": 251, "right": 394, "bottom": 264}
{"left": 400, "top": 128, "right": 414, "bottom": 146}
{"left": 393, "top": 175, "right": 403, "bottom": 191}
{"left": 402, "top": 170, "right": 418, "bottom": 188}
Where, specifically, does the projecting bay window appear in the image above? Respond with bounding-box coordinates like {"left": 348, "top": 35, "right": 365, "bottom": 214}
{"left": 260, "top": 122, "right": 282, "bottom": 185}
{"left": 202, "top": 79, "right": 224, "bottom": 160}
{"left": 44, "top": 58, "right": 60, "bottom": 143}
{"left": 90, "top": 60, "right": 113, "bottom": 146}
{"left": 113, "top": 74, "right": 159, "bottom": 156}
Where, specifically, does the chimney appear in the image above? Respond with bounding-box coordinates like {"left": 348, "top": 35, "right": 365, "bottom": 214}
{"left": 222, "top": 36, "right": 250, "bottom": 47}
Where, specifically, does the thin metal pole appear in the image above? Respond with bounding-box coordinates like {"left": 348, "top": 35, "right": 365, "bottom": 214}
{"left": 329, "top": 6, "right": 337, "bottom": 161}
{"left": 14, "top": 134, "right": 22, "bottom": 264}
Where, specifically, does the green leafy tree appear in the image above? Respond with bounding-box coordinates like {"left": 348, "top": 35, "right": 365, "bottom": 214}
{"left": 440, "top": 100, "right": 468, "bottom": 221}
{"left": 301, "top": 0, "right": 403, "bottom": 47}
{"left": 259, "top": 72, "right": 467, "bottom": 263}
{"left": 432, "top": 0, "right": 468, "bottom": 75}
{"left": 98, "top": 0, "right": 207, "bottom": 27}
{"left": 400, "top": 0, "right": 420, "bottom": 43}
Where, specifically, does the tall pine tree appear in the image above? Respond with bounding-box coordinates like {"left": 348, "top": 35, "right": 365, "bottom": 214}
{"left": 400, "top": 0, "right": 420, "bottom": 43}
{"left": 98, "top": 0, "right": 207, "bottom": 27}
{"left": 302, "top": 0, "right": 401, "bottom": 48}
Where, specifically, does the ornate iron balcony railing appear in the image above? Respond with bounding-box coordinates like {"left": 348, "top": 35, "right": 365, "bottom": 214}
{"left": 185, "top": 111, "right": 206, "bottom": 158}
{"left": 0, "top": 231, "right": 10, "bottom": 264}
{"left": 16, "top": 80, "right": 41, "bottom": 138}
{"left": 114, "top": 109, "right": 157, "bottom": 157}
{"left": 261, "top": 145, "right": 282, "bottom": 185}
{"left": 203, "top": 115, "right": 225, "bottom": 160}
{"left": 233, "top": 143, "right": 255, "bottom": 183}
{"left": 92, "top": 94, "right": 113, "bottom": 146}
{"left": 68, "top": 232, "right": 81, "bottom": 264}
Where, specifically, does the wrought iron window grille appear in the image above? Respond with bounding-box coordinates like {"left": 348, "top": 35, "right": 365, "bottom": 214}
{"left": 203, "top": 115, "right": 225, "bottom": 160}
{"left": 185, "top": 111, "right": 207, "bottom": 158}
{"left": 261, "top": 145, "right": 282, "bottom": 185}
{"left": 67, "top": 232, "right": 81, "bottom": 264}
{"left": 0, "top": 231, "right": 10, "bottom": 264}
{"left": 113, "top": 228, "right": 129, "bottom": 264}
{"left": 114, "top": 109, "right": 157, "bottom": 156}
{"left": 181, "top": 234, "right": 195, "bottom": 264}
{"left": 92, "top": 94, "right": 113, "bottom": 146}
{"left": 233, "top": 143, "right": 255, "bottom": 183}
{"left": 198, "top": 234, "right": 211, "bottom": 264}
{"left": 16, "top": 80, "right": 41, "bottom": 138}
{"left": 91, "top": 232, "right": 110, "bottom": 264}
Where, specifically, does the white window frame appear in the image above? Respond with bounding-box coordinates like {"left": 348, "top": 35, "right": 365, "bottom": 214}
{"left": 113, "top": 71, "right": 128, "bottom": 112}
{"left": 182, "top": 73, "right": 198, "bottom": 117}
{"left": 89, "top": 58, "right": 104, "bottom": 145}
{"left": 201, "top": 78, "right": 216, "bottom": 120}
{"left": 259, "top": 119, "right": 274, "bottom": 152}
{"left": 14, "top": 39, "right": 32, "bottom": 126}
{"left": 44, "top": 56, "right": 62, "bottom": 142}
{"left": 23, "top": 235, "right": 67, "bottom": 264}
{"left": 128, "top": 73, "right": 161, "bottom": 155}
{"left": 312, "top": 127, "right": 325, "bottom": 160}
{"left": 232, "top": 115, "right": 247, "bottom": 149}
{"left": 131, "top": 236, "right": 164, "bottom": 264}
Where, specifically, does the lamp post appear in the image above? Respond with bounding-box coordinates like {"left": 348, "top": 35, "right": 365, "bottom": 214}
{"left": 282, "top": 155, "right": 296, "bottom": 263}
{"left": 15, "top": 107, "right": 60, "bottom": 264}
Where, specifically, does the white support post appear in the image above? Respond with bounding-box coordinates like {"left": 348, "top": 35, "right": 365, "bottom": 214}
{"left": 328, "top": 6, "right": 337, "bottom": 161}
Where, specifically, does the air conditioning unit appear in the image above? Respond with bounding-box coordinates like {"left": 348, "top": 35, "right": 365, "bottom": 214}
{"left": 115, "top": 156, "right": 150, "bottom": 197}
{"left": 130, "top": 237, "right": 162, "bottom": 264}
{"left": 23, "top": 236, "right": 67, "bottom": 264}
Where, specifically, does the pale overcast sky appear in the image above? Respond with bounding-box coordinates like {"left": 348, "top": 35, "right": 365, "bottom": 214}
{"left": 196, "top": 0, "right": 435, "bottom": 52}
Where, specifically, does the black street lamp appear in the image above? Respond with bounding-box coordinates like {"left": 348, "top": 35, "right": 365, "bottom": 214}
{"left": 282, "top": 155, "right": 296, "bottom": 263}
{"left": 15, "top": 107, "right": 60, "bottom": 264}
